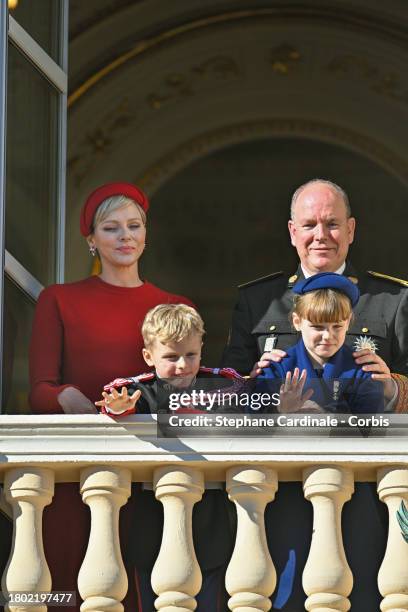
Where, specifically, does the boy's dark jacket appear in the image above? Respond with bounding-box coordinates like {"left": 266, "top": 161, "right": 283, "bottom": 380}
{"left": 102, "top": 366, "right": 245, "bottom": 571}
{"left": 102, "top": 366, "right": 245, "bottom": 415}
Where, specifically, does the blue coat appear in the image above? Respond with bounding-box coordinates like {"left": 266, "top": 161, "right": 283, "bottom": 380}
{"left": 256, "top": 339, "right": 384, "bottom": 413}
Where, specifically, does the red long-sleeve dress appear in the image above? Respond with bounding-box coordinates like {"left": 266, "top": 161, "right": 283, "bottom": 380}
{"left": 28, "top": 275, "right": 194, "bottom": 611}
{"left": 29, "top": 275, "right": 193, "bottom": 412}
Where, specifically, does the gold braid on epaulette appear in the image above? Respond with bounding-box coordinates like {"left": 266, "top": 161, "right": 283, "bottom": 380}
{"left": 368, "top": 271, "right": 408, "bottom": 287}
{"left": 391, "top": 373, "right": 408, "bottom": 413}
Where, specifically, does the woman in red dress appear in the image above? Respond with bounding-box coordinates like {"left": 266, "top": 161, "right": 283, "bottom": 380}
{"left": 29, "top": 182, "right": 193, "bottom": 610}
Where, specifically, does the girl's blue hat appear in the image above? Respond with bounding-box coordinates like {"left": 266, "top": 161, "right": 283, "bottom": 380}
{"left": 292, "top": 272, "right": 360, "bottom": 307}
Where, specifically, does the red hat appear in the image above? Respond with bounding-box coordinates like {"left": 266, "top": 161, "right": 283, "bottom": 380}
{"left": 80, "top": 182, "right": 149, "bottom": 236}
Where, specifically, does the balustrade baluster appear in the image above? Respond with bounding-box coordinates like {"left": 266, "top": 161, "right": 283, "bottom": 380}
{"left": 152, "top": 466, "right": 204, "bottom": 612}
{"left": 302, "top": 466, "right": 354, "bottom": 612}
{"left": 1, "top": 468, "right": 54, "bottom": 612}
{"left": 78, "top": 467, "right": 131, "bottom": 612}
{"left": 226, "top": 467, "right": 277, "bottom": 612}
{"left": 378, "top": 467, "right": 408, "bottom": 612}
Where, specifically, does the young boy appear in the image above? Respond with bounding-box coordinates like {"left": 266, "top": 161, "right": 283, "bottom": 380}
{"left": 97, "top": 303, "right": 245, "bottom": 416}
{"left": 257, "top": 272, "right": 394, "bottom": 413}
{"left": 96, "top": 304, "right": 245, "bottom": 612}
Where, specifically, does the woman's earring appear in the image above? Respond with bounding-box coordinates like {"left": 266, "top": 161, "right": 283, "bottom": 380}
{"left": 89, "top": 245, "right": 96, "bottom": 257}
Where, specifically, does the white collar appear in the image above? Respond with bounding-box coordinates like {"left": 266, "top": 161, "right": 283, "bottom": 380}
{"left": 301, "top": 262, "right": 346, "bottom": 278}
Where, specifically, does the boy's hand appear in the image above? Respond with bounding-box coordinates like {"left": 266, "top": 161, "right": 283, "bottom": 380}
{"left": 95, "top": 387, "right": 141, "bottom": 414}
{"left": 278, "top": 368, "right": 317, "bottom": 413}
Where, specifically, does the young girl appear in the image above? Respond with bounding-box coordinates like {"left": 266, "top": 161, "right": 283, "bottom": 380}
{"left": 257, "top": 272, "right": 395, "bottom": 413}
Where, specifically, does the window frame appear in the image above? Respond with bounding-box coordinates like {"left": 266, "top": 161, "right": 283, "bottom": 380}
{"left": 0, "top": 2, "right": 8, "bottom": 409}
{"left": 1, "top": 0, "right": 68, "bottom": 412}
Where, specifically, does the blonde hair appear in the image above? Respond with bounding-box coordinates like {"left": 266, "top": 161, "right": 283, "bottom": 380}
{"left": 142, "top": 304, "right": 204, "bottom": 348}
{"left": 93, "top": 195, "right": 146, "bottom": 230}
{"left": 292, "top": 289, "right": 353, "bottom": 324}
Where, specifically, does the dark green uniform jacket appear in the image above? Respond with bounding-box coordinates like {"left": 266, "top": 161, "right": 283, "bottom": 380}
{"left": 222, "top": 263, "right": 408, "bottom": 376}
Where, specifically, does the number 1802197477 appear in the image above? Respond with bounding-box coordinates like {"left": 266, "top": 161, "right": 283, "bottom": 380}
{"left": 4, "top": 592, "right": 76, "bottom": 606}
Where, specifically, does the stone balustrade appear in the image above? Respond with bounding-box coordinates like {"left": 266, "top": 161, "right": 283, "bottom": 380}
{"left": 1, "top": 414, "right": 408, "bottom": 611}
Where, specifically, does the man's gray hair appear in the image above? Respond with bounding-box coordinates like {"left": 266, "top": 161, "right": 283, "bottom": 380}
{"left": 290, "top": 179, "right": 351, "bottom": 219}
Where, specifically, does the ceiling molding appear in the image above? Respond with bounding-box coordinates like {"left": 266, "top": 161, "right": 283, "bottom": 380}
{"left": 68, "top": 5, "right": 408, "bottom": 108}
{"left": 131, "top": 118, "right": 408, "bottom": 193}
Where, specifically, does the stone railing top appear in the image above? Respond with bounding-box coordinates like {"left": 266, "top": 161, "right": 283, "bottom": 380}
{"left": 1, "top": 414, "right": 408, "bottom": 481}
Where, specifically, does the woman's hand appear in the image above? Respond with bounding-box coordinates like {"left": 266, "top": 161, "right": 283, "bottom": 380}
{"left": 58, "top": 387, "right": 98, "bottom": 414}
{"left": 250, "top": 349, "right": 288, "bottom": 378}
{"left": 353, "top": 349, "right": 396, "bottom": 400}
{"left": 278, "top": 368, "right": 318, "bottom": 413}
{"left": 95, "top": 387, "right": 141, "bottom": 414}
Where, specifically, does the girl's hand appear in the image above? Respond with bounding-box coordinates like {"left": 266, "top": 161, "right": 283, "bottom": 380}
{"left": 95, "top": 387, "right": 141, "bottom": 414}
{"left": 353, "top": 349, "right": 396, "bottom": 400}
{"left": 278, "top": 368, "right": 316, "bottom": 413}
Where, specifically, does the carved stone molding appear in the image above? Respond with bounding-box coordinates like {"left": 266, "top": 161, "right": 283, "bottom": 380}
{"left": 327, "top": 54, "right": 408, "bottom": 106}
{"left": 269, "top": 43, "right": 301, "bottom": 74}
{"left": 147, "top": 56, "right": 241, "bottom": 111}
{"left": 68, "top": 5, "right": 408, "bottom": 107}
{"left": 67, "top": 4, "right": 408, "bottom": 190}
{"left": 137, "top": 119, "right": 408, "bottom": 195}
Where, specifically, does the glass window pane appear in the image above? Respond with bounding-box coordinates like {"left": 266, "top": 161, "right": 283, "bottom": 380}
{"left": 2, "top": 276, "right": 35, "bottom": 414}
{"left": 6, "top": 43, "right": 58, "bottom": 285}
{"left": 8, "top": 0, "right": 61, "bottom": 64}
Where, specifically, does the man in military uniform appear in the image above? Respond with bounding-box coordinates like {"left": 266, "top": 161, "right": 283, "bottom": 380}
{"left": 221, "top": 178, "right": 408, "bottom": 611}
{"left": 222, "top": 178, "right": 408, "bottom": 409}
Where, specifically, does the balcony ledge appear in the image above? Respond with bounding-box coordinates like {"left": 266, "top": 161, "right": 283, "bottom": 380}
{"left": 0, "top": 414, "right": 408, "bottom": 481}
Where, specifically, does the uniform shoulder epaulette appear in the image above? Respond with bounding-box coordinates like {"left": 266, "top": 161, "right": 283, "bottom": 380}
{"left": 103, "top": 377, "right": 133, "bottom": 391}
{"left": 368, "top": 271, "right": 408, "bottom": 288}
{"left": 199, "top": 366, "right": 243, "bottom": 380}
{"left": 238, "top": 271, "right": 283, "bottom": 289}
{"left": 103, "top": 372, "right": 155, "bottom": 391}
{"left": 199, "top": 366, "right": 214, "bottom": 374}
